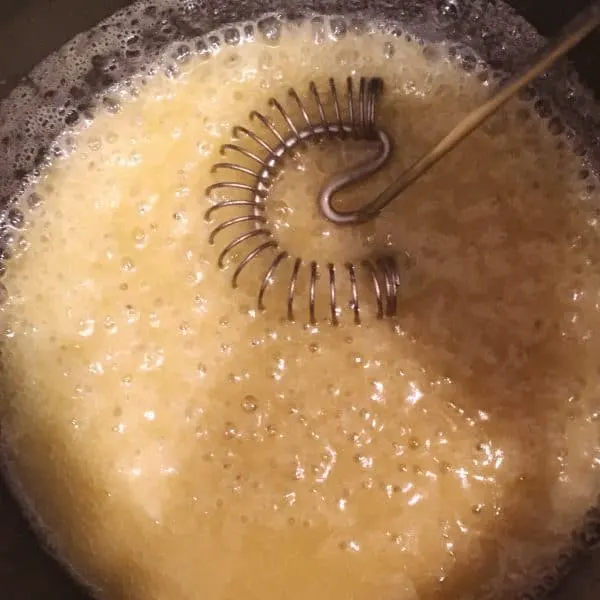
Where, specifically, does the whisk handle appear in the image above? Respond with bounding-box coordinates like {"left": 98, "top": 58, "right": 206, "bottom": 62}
{"left": 327, "top": 0, "right": 600, "bottom": 224}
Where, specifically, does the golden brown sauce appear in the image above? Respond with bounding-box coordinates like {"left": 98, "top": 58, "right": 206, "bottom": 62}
{"left": 0, "top": 18, "right": 599, "bottom": 600}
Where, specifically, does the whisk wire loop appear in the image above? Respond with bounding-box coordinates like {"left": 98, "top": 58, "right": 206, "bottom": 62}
{"left": 206, "top": 76, "right": 400, "bottom": 325}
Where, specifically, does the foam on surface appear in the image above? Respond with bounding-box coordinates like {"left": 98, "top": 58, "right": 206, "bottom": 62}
{"left": 0, "top": 5, "right": 600, "bottom": 600}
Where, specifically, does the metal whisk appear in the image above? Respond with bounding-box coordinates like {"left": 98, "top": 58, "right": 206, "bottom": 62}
{"left": 205, "top": 76, "right": 399, "bottom": 325}
{"left": 206, "top": 1, "right": 600, "bottom": 326}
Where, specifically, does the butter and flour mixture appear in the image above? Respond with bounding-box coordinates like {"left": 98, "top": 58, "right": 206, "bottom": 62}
{"left": 0, "top": 15, "right": 599, "bottom": 600}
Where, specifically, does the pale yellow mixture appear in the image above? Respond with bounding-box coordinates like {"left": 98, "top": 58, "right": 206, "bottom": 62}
{"left": 1, "top": 18, "right": 600, "bottom": 600}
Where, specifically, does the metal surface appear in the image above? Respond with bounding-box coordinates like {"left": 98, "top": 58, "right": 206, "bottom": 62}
{"left": 207, "top": 75, "right": 399, "bottom": 325}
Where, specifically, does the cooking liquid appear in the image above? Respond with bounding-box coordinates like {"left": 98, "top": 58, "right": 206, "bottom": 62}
{"left": 0, "top": 16, "right": 600, "bottom": 600}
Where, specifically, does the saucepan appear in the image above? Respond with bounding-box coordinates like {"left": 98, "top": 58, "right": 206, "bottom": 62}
{"left": 0, "top": 0, "right": 599, "bottom": 598}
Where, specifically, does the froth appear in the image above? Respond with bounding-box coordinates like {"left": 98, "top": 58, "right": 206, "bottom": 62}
{"left": 0, "top": 0, "right": 598, "bottom": 201}
{"left": 0, "top": 3, "right": 600, "bottom": 600}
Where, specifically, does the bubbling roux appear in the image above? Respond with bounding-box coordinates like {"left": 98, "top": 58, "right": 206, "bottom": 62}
{"left": 1, "top": 16, "right": 600, "bottom": 600}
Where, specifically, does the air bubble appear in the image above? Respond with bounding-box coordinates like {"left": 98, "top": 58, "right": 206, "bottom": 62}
{"left": 349, "top": 17, "right": 366, "bottom": 36}
{"left": 408, "top": 437, "right": 421, "bottom": 450}
{"left": 7, "top": 208, "right": 25, "bottom": 229}
{"left": 121, "top": 257, "right": 135, "bottom": 272}
{"left": 435, "top": 461, "right": 450, "bottom": 476}
{"left": 195, "top": 38, "right": 210, "bottom": 58}
{"left": 172, "top": 44, "right": 191, "bottom": 63}
{"left": 311, "top": 16, "right": 326, "bottom": 45}
{"left": 243, "top": 24, "right": 255, "bottom": 42}
{"left": 206, "top": 35, "right": 221, "bottom": 53}
{"left": 329, "top": 17, "right": 347, "bottom": 40}
{"left": 224, "top": 28, "right": 241, "bottom": 46}
{"left": 224, "top": 422, "right": 239, "bottom": 440}
{"left": 78, "top": 319, "right": 95, "bottom": 337}
{"left": 103, "top": 316, "right": 117, "bottom": 334}
{"left": 0, "top": 246, "right": 13, "bottom": 262}
{"left": 15, "top": 235, "right": 28, "bottom": 254}
{"left": 339, "top": 539, "right": 361, "bottom": 552}
{"left": 353, "top": 454, "right": 373, "bottom": 469}
{"left": 351, "top": 353, "right": 364, "bottom": 366}
{"left": 242, "top": 395, "right": 258, "bottom": 413}
{"left": 86, "top": 136, "right": 102, "bottom": 152}
{"left": 1, "top": 229, "right": 18, "bottom": 248}
{"left": 257, "top": 17, "right": 282, "bottom": 45}
{"left": 457, "top": 50, "right": 478, "bottom": 72}
{"left": 102, "top": 97, "right": 121, "bottom": 114}
{"left": 383, "top": 42, "right": 395, "bottom": 60}
{"left": 196, "top": 141, "right": 211, "bottom": 156}
{"left": 27, "top": 193, "right": 43, "bottom": 210}
{"left": 327, "top": 384, "right": 340, "bottom": 397}
{"left": 132, "top": 228, "right": 146, "bottom": 247}
{"left": 64, "top": 111, "right": 80, "bottom": 126}
{"left": 389, "top": 533, "right": 404, "bottom": 545}
{"left": 434, "top": 0, "right": 465, "bottom": 26}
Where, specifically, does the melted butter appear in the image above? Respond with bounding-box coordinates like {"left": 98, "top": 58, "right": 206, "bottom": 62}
{"left": 1, "top": 18, "right": 600, "bottom": 600}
